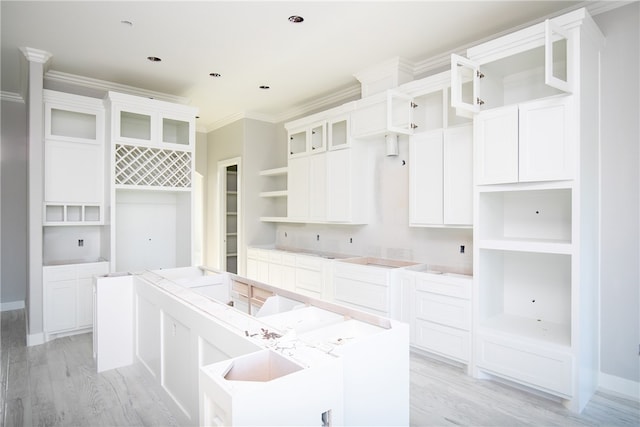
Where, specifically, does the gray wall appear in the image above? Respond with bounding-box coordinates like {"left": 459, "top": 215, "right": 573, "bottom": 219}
{"left": 594, "top": 2, "right": 640, "bottom": 383}
{"left": 1, "top": 99, "right": 28, "bottom": 306}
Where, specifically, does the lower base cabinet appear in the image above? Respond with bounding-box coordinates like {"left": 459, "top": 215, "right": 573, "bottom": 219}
{"left": 43, "top": 261, "right": 109, "bottom": 340}
{"left": 475, "top": 331, "right": 573, "bottom": 397}
{"left": 402, "top": 269, "right": 472, "bottom": 364}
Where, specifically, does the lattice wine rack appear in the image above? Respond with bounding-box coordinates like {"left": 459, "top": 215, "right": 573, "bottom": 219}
{"left": 115, "top": 144, "right": 192, "bottom": 188}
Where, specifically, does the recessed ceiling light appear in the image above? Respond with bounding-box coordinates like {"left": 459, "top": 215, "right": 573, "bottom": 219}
{"left": 259, "top": 85, "right": 270, "bottom": 90}
{"left": 120, "top": 20, "right": 133, "bottom": 27}
{"left": 209, "top": 72, "right": 222, "bottom": 77}
{"left": 288, "top": 15, "right": 304, "bottom": 23}
{"left": 147, "top": 56, "right": 162, "bottom": 62}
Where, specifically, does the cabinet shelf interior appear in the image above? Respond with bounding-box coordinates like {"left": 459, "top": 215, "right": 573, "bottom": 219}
{"left": 479, "top": 188, "right": 572, "bottom": 243}
{"left": 120, "top": 111, "right": 151, "bottom": 140}
{"left": 478, "top": 249, "right": 571, "bottom": 347}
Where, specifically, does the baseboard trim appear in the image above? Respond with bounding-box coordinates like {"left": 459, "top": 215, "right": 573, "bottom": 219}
{"left": 599, "top": 372, "right": 640, "bottom": 401}
{"left": 27, "top": 332, "right": 45, "bottom": 347}
{"left": 1, "top": 300, "right": 25, "bottom": 311}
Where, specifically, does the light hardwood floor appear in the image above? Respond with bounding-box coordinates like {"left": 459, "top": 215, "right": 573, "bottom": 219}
{"left": 2, "top": 309, "right": 638, "bottom": 426}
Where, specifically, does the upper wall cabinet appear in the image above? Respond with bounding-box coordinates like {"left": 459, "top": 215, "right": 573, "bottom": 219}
{"left": 43, "top": 90, "right": 106, "bottom": 225}
{"left": 105, "top": 92, "right": 198, "bottom": 191}
{"left": 288, "top": 121, "right": 326, "bottom": 158}
{"left": 107, "top": 92, "right": 196, "bottom": 150}
{"left": 451, "top": 16, "right": 575, "bottom": 115}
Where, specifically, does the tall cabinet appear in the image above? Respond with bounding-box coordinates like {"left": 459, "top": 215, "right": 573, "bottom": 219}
{"left": 105, "top": 92, "right": 198, "bottom": 272}
{"left": 451, "top": 8, "right": 603, "bottom": 412}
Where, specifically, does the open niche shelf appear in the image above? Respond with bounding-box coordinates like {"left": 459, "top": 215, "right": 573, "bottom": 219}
{"left": 478, "top": 187, "right": 572, "bottom": 253}
{"left": 259, "top": 167, "right": 288, "bottom": 222}
{"left": 478, "top": 249, "right": 571, "bottom": 347}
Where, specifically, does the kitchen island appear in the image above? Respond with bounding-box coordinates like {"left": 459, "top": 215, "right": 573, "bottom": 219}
{"left": 93, "top": 266, "right": 409, "bottom": 426}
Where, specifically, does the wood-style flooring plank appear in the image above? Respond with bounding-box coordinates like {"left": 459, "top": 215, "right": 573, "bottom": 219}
{"left": 2, "top": 309, "right": 639, "bottom": 427}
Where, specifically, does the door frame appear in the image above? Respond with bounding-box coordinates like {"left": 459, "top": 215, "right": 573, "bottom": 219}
{"left": 218, "top": 157, "right": 242, "bottom": 274}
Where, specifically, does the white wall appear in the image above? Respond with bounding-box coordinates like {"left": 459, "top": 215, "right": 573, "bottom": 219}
{"left": 273, "top": 135, "right": 473, "bottom": 274}
{"left": 594, "top": 2, "right": 640, "bottom": 385}
{"left": 0, "top": 99, "right": 28, "bottom": 306}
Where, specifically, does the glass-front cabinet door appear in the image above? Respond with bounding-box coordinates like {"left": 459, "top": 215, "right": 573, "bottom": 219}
{"left": 450, "top": 54, "right": 481, "bottom": 115}
{"left": 545, "top": 19, "right": 573, "bottom": 93}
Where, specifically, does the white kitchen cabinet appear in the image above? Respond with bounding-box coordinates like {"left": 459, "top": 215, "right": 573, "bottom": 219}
{"left": 351, "top": 90, "right": 415, "bottom": 138}
{"left": 286, "top": 156, "right": 310, "bottom": 221}
{"left": 327, "top": 115, "right": 350, "bottom": 150}
{"left": 469, "top": 8, "right": 602, "bottom": 412}
{"left": 451, "top": 16, "right": 574, "bottom": 114}
{"left": 294, "top": 254, "right": 328, "bottom": 299}
{"left": 286, "top": 133, "right": 370, "bottom": 224}
{"left": 106, "top": 92, "right": 197, "bottom": 272}
{"left": 246, "top": 248, "right": 269, "bottom": 283}
{"left": 407, "top": 271, "right": 472, "bottom": 364}
{"left": 410, "top": 124, "right": 473, "bottom": 226}
{"left": 332, "top": 258, "right": 418, "bottom": 319}
{"left": 43, "top": 90, "right": 105, "bottom": 225}
{"left": 43, "top": 261, "right": 109, "bottom": 340}
{"left": 475, "top": 95, "right": 573, "bottom": 185}
{"left": 163, "top": 312, "right": 197, "bottom": 418}
{"left": 287, "top": 121, "right": 326, "bottom": 158}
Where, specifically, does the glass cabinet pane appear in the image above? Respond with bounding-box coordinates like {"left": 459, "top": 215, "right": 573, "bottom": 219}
{"left": 50, "top": 109, "right": 97, "bottom": 140}
{"left": 451, "top": 54, "right": 480, "bottom": 114}
{"left": 120, "top": 111, "right": 152, "bottom": 140}
{"left": 545, "top": 20, "right": 572, "bottom": 93}
{"left": 162, "top": 117, "right": 190, "bottom": 145}
{"left": 289, "top": 130, "right": 307, "bottom": 156}
{"left": 329, "top": 118, "right": 349, "bottom": 149}
{"left": 310, "top": 123, "right": 326, "bottom": 152}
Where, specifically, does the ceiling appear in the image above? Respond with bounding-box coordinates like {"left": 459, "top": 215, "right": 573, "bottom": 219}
{"left": 1, "top": 1, "right": 598, "bottom": 132}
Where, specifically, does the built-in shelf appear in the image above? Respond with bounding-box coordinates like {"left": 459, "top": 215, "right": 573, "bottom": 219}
{"left": 479, "top": 314, "right": 571, "bottom": 348}
{"left": 259, "top": 166, "right": 288, "bottom": 177}
{"left": 478, "top": 238, "right": 572, "bottom": 255}
{"left": 259, "top": 190, "right": 288, "bottom": 198}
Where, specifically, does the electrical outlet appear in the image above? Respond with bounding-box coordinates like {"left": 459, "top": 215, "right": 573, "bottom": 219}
{"left": 78, "top": 239, "right": 84, "bottom": 247}
{"left": 459, "top": 245, "right": 465, "bottom": 254}
{"left": 316, "top": 234, "right": 320, "bottom": 241}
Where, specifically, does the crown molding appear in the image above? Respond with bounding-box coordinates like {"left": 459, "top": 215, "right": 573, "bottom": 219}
{"left": 44, "top": 70, "right": 190, "bottom": 105}
{"left": 19, "top": 47, "right": 52, "bottom": 64}
{"left": 274, "top": 84, "right": 361, "bottom": 124}
{"left": 1, "top": 91, "right": 25, "bottom": 103}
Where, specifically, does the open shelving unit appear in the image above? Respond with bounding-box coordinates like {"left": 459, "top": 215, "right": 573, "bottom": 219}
{"left": 258, "top": 166, "right": 288, "bottom": 222}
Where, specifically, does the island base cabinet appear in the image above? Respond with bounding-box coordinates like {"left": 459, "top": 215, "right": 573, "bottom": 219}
{"left": 476, "top": 332, "right": 573, "bottom": 398}
{"left": 414, "top": 320, "right": 470, "bottom": 362}
{"left": 199, "top": 350, "right": 344, "bottom": 427}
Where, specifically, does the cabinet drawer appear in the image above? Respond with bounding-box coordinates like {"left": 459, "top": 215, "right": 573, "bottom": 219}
{"left": 296, "top": 255, "right": 324, "bottom": 271}
{"left": 333, "top": 263, "right": 387, "bottom": 286}
{"left": 476, "top": 333, "right": 573, "bottom": 397}
{"left": 414, "top": 292, "right": 471, "bottom": 330}
{"left": 334, "top": 277, "right": 388, "bottom": 313}
{"left": 414, "top": 274, "right": 471, "bottom": 299}
{"left": 414, "top": 320, "right": 470, "bottom": 362}
{"left": 296, "top": 268, "right": 323, "bottom": 293}
{"left": 77, "top": 262, "right": 109, "bottom": 279}
{"left": 268, "top": 251, "right": 283, "bottom": 264}
{"left": 281, "top": 253, "right": 297, "bottom": 266}
{"left": 232, "top": 281, "right": 249, "bottom": 297}
{"left": 44, "top": 267, "right": 77, "bottom": 282}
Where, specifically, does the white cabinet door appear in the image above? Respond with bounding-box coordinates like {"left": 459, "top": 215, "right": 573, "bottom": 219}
{"left": 518, "top": 96, "right": 573, "bottom": 182}
{"left": 326, "top": 149, "right": 352, "bottom": 222}
{"left": 162, "top": 313, "right": 196, "bottom": 418}
{"left": 475, "top": 105, "right": 519, "bottom": 185}
{"left": 287, "top": 156, "right": 309, "bottom": 220}
{"left": 443, "top": 124, "right": 473, "bottom": 225}
{"left": 77, "top": 278, "right": 94, "bottom": 328}
{"left": 308, "top": 154, "right": 327, "bottom": 221}
{"left": 44, "top": 140, "right": 103, "bottom": 204}
{"left": 46, "top": 280, "right": 77, "bottom": 332}
{"left": 409, "top": 131, "right": 443, "bottom": 225}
